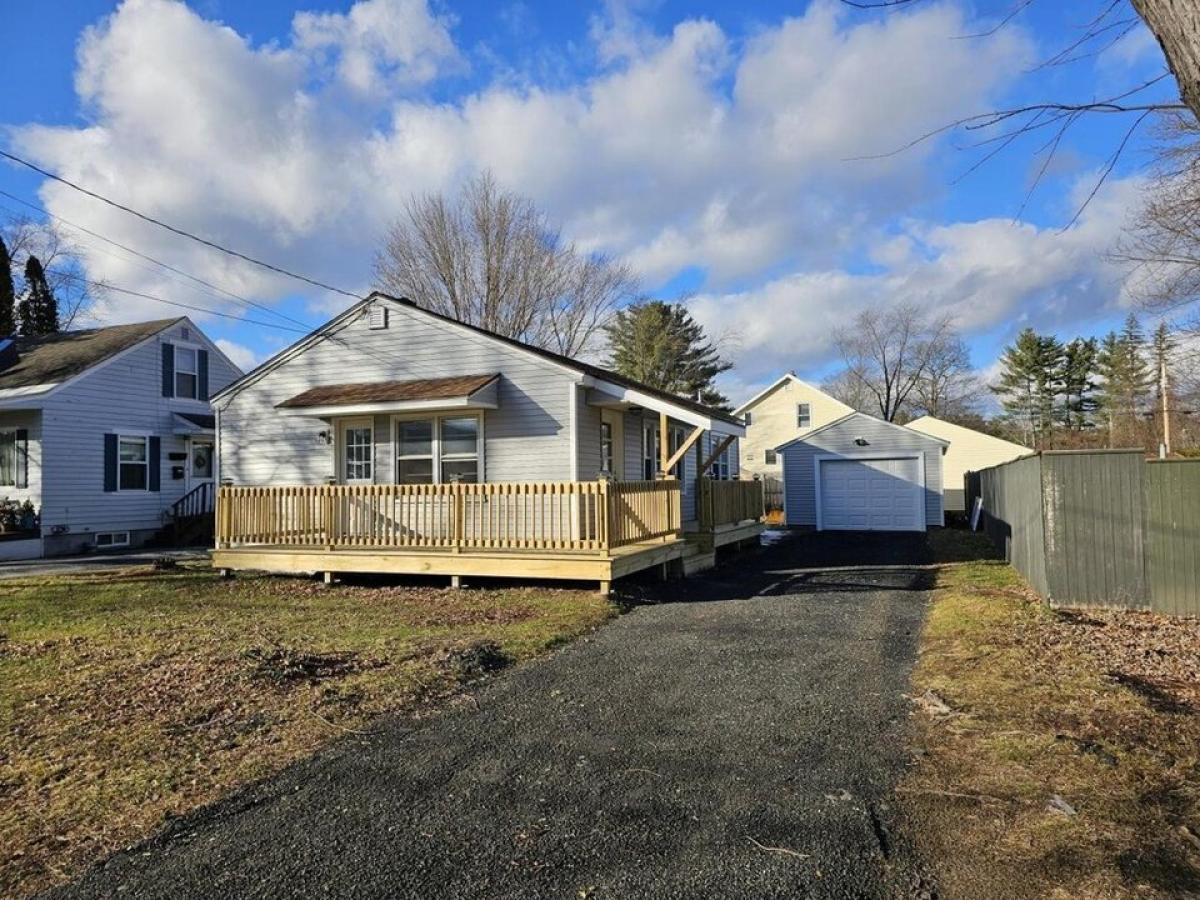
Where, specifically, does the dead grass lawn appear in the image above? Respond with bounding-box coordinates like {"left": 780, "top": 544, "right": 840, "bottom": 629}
{"left": 0, "top": 563, "right": 614, "bottom": 898}
{"left": 901, "top": 559, "right": 1200, "bottom": 898}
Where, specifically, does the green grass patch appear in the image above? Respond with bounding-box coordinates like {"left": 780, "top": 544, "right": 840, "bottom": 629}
{"left": 0, "top": 564, "right": 615, "bottom": 898}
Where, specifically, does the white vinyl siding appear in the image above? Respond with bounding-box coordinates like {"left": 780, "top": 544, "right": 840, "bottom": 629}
{"left": 218, "top": 301, "right": 577, "bottom": 487}
{"left": 36, "top": 321, "right": 240, "bottom": 538}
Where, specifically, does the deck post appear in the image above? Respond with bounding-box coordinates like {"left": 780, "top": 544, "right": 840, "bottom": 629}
{"left": 450, "top": 575, "right": 462, "bottom": 589}
{"left": 598, "top": 579, "right": 611, "bottom": 596}
{"left": 323, "top": 570, "right": 335, "bottom": 585}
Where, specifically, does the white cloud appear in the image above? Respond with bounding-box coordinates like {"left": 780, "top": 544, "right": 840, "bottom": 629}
{"left": 11, "top": 0, "right": 1033, "bottom": 329}
{"left": 691, "top": 175, "right": 1144, "bottom": 400}
{"left": 215, "top": 338, "right": 260, "bottom": 373}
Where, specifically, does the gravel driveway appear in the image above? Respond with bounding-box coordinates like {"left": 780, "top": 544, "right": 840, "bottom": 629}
{"left": 49, "top": 533, "right": 935, "bottom": 899}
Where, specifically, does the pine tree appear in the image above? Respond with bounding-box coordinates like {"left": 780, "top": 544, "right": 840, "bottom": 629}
{"left": 19, "top": 256, "right": 58, "bottom": 336}
{"left": 0, "top": 236, "right": 14, "bottom": 337}
{"left": 1059, "top": 337, "right": 1098, "bottom": 430}
{"left": 605, "top": 300, "right": 733, "bottom": 408}
{"left": 1096, "top": 314, "right": 1153, "bottom": 447}
{"left": 992, "top": 328, "right": 1063, "bottom": 448}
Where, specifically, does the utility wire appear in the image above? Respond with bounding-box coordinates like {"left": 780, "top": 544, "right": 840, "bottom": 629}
{"left": 0, "top": 188, "right": 315, "bottom": 330}
{"left": 47, "top": 267, "right": 311, "bottom": 334}
{"left": 0, "top": 147, "right": 363, "bottom": 300}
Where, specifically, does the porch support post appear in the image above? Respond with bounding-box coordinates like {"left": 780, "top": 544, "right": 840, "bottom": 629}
{"left": 658, "top": 412, "right": 670, "bottom": 479}
{"left": 662, "top": 425, "right": 704, "bottom": 476}
{"left": 699, "top": 434, "right": 736, "bottom": 476}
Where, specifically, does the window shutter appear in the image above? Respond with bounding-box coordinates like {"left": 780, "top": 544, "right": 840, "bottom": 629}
{"left": 104, "top": 434, "right": 118, "bottom": 492}
{"left": 15, "top": 428, "right": 27, "bottom": 489}
{"left": 148, "top": 436, "right": 161, "bottom": 492}
{"left": 198, "top": 349, "right": 210, "bottom": 401}
{"left": 162, "top": 343, "right": 174, "bottom": 397}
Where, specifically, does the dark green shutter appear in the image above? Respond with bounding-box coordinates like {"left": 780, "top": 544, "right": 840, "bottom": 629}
{"left": 148, "top": 436, "right": 161, "bottom": 492}
{"left": 104, "top": 434, "right": 118, "bottom": 492}
{"left": 14, "top": 428, "right": 27, "bottom": 489}
{"left": 161, "top": 343, "right": 174, "bottom": 397}
{"left": 198, "top": 349, "right": 209, "bottom": 400}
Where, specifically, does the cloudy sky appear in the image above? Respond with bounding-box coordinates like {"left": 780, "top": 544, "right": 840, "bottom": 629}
{"left": 0, "top": 0, "right": 1177, "bottom": 401}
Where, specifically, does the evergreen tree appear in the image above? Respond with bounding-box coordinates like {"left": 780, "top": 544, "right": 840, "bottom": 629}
{"left": 1095, "top": 314, "right": 1153, "bottom": 447}
{"left": 1059, "top": 337, "right": 1098, "bottom": 430}
{"left": 605, "top": 300, "right": 733, "bottom": 408}
{"left": 19, "top": 256, "right": 58, "bottom": 336}
{"left": 991, "top": 328, "right": 1063, "bottom": 448}
{"left": 0, "top": 236, "right": 14, "bottom": 337}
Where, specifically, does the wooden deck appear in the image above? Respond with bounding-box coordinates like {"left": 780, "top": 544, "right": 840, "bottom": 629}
{"left": 213, "top": 478, "right": 764, "bottom": 593}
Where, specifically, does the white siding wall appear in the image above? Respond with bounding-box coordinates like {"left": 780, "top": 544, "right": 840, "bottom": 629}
{"left": 39, "top": 320, "right": 241, "bottom": 542}
{"left": 781, "top": 415, "right": 944, "bottom": 528}
{"left": 218, "top": 301, "right": 579, "bottom": 486}
{"left": 0, "top": 409, "right": 41, "bottom": 509}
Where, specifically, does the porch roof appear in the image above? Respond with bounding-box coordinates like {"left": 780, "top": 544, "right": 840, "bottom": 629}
{"left": 276, "top": 373, "right": 500, "bottom": 417}
{"left": 173, "top": 411, "right": 215, "bottom": 435}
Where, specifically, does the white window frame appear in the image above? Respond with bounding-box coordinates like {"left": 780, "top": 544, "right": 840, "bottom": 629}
{"left": 711, "top": 443, "right": 731, "bottom": 480}
{"left": 339, "top": 418, "right": 374, "bottom": 484}
{"left": 0, "top": 429, "right": 18, "bottom": 487}
{"left": 391, "top": 412, "right": 484, "bottom": 484}
{"left": 600, "top": 421, "right": 614, "bottom": 475}
{"left": 173, "top": 343, "right": 200, "bottom": 400}
{"left": 95, "top": 531, "right": 130, "bottom": 548}
{"left": 797, "top": 403, "right": 812, "bottom": 429}
{"left": 642, "top": 422, "right": 659, "bottom": 481}
{"left": 117, "top": 433, "right": 151, "bottom": 493}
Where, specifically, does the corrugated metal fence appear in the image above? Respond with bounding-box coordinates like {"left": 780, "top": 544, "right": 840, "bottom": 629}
{"left": 967, "top": 451, "right": 1200, "bottom": 615}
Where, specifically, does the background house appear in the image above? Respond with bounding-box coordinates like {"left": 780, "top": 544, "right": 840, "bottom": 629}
{"left": 0, "top": 317, "right": 241, "bottom": 559}
{"left": 777, "top": 412, "right": 946, "bottom": 532}
{"left": 734, "top": 373, "right": 853, "bottom": 480}
{"left": 905, "top": 415, "right": 1032, "bottom": 512}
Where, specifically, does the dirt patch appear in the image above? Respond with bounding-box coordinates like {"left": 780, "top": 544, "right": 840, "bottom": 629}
{"left": 899, "top": 561, "right": 1200, "bottom": 898}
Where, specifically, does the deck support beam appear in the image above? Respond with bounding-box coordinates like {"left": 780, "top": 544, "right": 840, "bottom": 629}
{"left": 323, "top": 570, "right": 335, "bottom": 585}
{"left": 662, "top": 424, "right": 705, "bottom": 477}
{"left": 450, "top": 575, "right": 462, "bottom": 589}
{"left": 699, "top": 434, "right": 736, "bottom": 476}
{"left": 598, "top": 579, "right": 611, "bottom": 596}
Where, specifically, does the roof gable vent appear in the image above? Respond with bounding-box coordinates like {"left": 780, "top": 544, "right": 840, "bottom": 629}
{"left": 368, "top": 306, "right": 389, "bottom": 330}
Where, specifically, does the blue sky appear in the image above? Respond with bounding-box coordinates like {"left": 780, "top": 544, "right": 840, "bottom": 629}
{"left": 0, "top": 0, "right": 1178, "bottom": 400}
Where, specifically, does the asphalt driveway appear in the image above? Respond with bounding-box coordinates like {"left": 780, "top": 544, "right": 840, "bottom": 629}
{"left": 49, "top": 532, "right": 936, "bottom": 899}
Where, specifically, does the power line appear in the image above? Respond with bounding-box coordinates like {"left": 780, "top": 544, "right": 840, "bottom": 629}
{"left": 0, "top": 147, "right": 363, "bottom": 300}
{"left": 47, "top": 267, "right": 311, "bottom": 334}
{"left": 0, "top": 188, "right": 315, "bottom": 330}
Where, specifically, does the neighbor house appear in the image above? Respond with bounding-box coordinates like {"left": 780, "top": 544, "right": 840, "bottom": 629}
{"left": 905, "top": 415, "right": 1032, "bottom": 512}
{"left": 734, "top": 373, "right": 854, "bottom": 480}
{"left": 0, "top": 318, "right": 241, "bottom": 559}
{"left": 776, "top": 412, "right": 947, "bottom": 532}
{"left": 210, "top": 293, "right": 762, "bottom": 593}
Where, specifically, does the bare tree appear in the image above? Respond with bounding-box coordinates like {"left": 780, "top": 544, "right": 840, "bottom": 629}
{"left": 1, "top": 213, "right": 96, "bottom": 329}
{"left": 911, "top": 335, "right": 983, "bottom": 419}
{"left": 830, "top": 303, "right": 959, "bottom": 422}
{"left": 821, "top": 368, "right": 878, "bottom": 414}
{"left": 374, "top": 171, "right": 637, "bottom": 357}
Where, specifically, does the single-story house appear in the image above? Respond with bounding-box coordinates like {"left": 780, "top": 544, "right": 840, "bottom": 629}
{"left": 733, "top": 372, "right": 854, "bottom": 480}
{"left": 777, "top": 412, "right": 947, "bottom": 531}
{"left": 210, "top": 293, "right": 763, "bottom": 592}
{"left": 904, "top": 415, "right": 1032, "bottom": 512}
{"left": 0, "top": 317, "right": 241, "bottom": 559}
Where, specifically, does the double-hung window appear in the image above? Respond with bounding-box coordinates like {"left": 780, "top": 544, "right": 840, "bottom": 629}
{"left": 600, "top": 422, "right": 614, "bottom": 475}
{"left": 797, "top": 403, "right": 811, "bottom": 429}
{"left": 174, "top": 346, "right": 198, "bottom": 399}
{"left": 642, "top": 423, "right": 659, "bottom": 480}
{"left": 395, "top": 415, "right": 480, "bottom": 484}
{"left": 119, "top": 436, "right": 149, "bottom": 491}
{"left": 764, "top": 448, "right": 778, "bottom": 466}
{"left": 711, "top": 444, "right": 730, "bottom": 480}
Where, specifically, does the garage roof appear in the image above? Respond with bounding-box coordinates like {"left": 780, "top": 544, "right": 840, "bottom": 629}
{"left": 774, "top": 411, "right": 950, "bottom": 452}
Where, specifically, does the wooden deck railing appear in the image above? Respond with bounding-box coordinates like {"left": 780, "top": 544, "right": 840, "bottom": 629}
{"left": 216, "top": 479, "right": 681, "bottom": 554}
{"left": 696, "top": 478, "right": 765, "bottom": 530}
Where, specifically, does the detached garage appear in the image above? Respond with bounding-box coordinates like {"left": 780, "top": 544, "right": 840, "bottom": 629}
{"left": 777, "top": 412, "right": 947, "bottom": 532}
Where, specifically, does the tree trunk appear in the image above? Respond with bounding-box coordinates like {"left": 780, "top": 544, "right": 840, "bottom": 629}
{"left": 1131, "top": 0, "right": 1200, "bottom": 123}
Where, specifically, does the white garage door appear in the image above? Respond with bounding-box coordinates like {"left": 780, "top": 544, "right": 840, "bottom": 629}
{"left": 818, "top": 457, "right": 924, "bottom": 532}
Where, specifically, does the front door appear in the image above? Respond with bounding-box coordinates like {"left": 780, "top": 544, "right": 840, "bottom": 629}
{"left": 188, "top": 438, "right": 215, "bottom": 491}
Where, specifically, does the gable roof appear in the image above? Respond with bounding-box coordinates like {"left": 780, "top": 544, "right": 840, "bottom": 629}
{"left": 905, "top": 415, "right": 1031, "bottom": 454}
{"left": 278, "top": 373, "right": 499, "bottom": 409}
{"left": 214, "top": 293, "right": 743, "bottom": 428}
{"left": 0, "top": 318, "right": 181, "bottom": 391}
{"left": 733, "top": 372, "right": 852, "bottom": 416}
{"left": 774, "top": 410, "right": 951, "bottom": 452}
